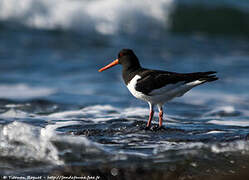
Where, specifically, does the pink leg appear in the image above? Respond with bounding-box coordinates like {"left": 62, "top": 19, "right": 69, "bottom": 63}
{"left": 159, "top": 110, "right": 163, "bottom": 127}
{"left": 146, "top": 103, "right": 154, "bottom": 127}
{"left": 146, "top": 109, "right": 154, "bottom": 127}
{"left": 158, "top": 105, "right": 163, "bottom": 127}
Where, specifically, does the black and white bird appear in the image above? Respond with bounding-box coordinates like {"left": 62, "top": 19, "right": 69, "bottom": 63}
{"left": 99, "top": 49, "right": 218, "bottom": 128}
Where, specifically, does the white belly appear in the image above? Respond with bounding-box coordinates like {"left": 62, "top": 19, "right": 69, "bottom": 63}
{"left": 127, "top": 75, "right": 205, "bottom": 105}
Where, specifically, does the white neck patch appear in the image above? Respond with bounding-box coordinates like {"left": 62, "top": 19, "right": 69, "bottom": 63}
{"left": 127, "top": 75, "right": 144, "bottom": 99}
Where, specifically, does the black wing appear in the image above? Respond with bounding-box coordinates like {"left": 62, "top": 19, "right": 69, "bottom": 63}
{"left": 135, "top": 69, "right": 218, "bottom": 95}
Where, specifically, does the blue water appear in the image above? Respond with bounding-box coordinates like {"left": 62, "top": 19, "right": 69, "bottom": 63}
{"left": 0, "top": 0, "right": 249, "bottom": 177}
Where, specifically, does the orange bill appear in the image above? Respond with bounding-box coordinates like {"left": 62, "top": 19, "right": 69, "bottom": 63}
{"left": 98, "top": 59, "right": 119, "bottom": 72}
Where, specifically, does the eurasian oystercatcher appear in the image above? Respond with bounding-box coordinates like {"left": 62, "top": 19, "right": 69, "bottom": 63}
{"left": 99, "top": 49, "right": 218, "bottom": 129}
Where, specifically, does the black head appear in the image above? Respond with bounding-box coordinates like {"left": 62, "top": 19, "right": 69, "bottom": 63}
{"left": 118, "top": 49, "right": 141, "bottom": 70}
{"left": 98, "top": 49, "right": 141, "bottom": 73}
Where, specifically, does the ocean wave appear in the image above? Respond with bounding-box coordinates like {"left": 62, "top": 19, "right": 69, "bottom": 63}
{"left": 0, "top": 121, "right": 63, "bottom": 165}
{"left": 48, "top": 105, "right": 148, "bottom": 123}
{"left": 0, "top": 121, "right": 106, "bottom": 165}
{"left": 153, "top": 141, "right": 205, "bottom": 154}
{"left": 0, "top": 0, "right": 247, "bottom": 36}
{"left": 203, "top": 106, "right": 245, "bottom": 117}
{"left": 1, "top": 103, "right": 248, "bottom": 127}
{"left": 181, "top": 89, "right": 248, "bottom": 106}
{"left": 208, "top": 120, "right": 249, "bottom": 127}
{"left": 1, "top": 103, "right": 249, "bottom": 173}
{"left": 0, "top": 104, "right": 148, "bottom": 123}
{"left": 0, "top": 84, "right": 56, "bottom": 99}
{"left": 1, "top": 120, "right": 248, "bottom": 167}
{"left": 0, "top": 109, "right": 31, "bottom": 118}
{"left": 211, "top": 140, "right": 249, "bottom": 153}
{"left": 0, "top": 0, "right": 173, "bottom": 36}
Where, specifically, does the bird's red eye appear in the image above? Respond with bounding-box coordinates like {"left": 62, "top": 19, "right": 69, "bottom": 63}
{"left": 118, "top": 52, "right": 124, "bottom": 58}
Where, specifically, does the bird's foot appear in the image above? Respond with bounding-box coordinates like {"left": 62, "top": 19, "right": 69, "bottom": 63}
{"left": 151, "top": 125, "right": 164, "bottom": 131}
{"left": 156, "top": 126, "right": 163, "bottom": 131}
{"left": 145, "top": 126, "right": 151, "bottom": 130}
{"left": 144, "top": 125, "right": 165, "bottom": 131}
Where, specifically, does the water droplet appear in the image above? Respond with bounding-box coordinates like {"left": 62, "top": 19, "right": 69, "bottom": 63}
{"left": 111, "top": 168, "right": 118, "bottom": 176}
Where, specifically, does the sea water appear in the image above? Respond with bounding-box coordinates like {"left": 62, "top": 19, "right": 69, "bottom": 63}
{"left": 0, "top": 0, "right": 249, "bottom": 178}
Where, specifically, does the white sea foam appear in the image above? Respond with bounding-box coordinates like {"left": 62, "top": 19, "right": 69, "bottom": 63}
{"left": 48, "top": 105, "right": 118, "bottom": 119}
{"left": 205, "top": 131, "right": 226, "bottom": 134}
{"left": 0, "top": 104, "right": 148, "bottom": 123}
{"left": 1, "top": 102, "right": 248, "bottom": 130}
{"left": 202, "top": 106, "right": 248, "bottom": 118}
{"left": 153, "top": 141, "right": 206, "bottom": 154}
{"left": 0, "top": 109, "right": 31, "bottom": 118}
{"left": 48, "top": 105, "right": 148, "bottom": 123}
{"left": 0, "top": 121, "right": 105, "bottom": 164}
{"left": 181, "top": 89, "right": 248, "bottom": 106}
{"left": 211, "top": 141, "right": 249, "bottom": 153}
{"left": 0, "top": 0, "right": 173, "bottom": 35}
{"left": 0, "top": 121, "right": 63, "bottom": 164}
{"left": 154, "top": 140, "right": 249, "bottom": 156}
{"left": 208, "top": 120, "right": 249, "bottom": 127}
{"left": 0, "top": 103, "right": 248, "bottom": 164}
{"left": 117, "top": 150, "right": 149, "bottom": 157}
{"left": 42, "top": 104, "right": 249, "bottom": 128}
{"left": 0, "top": 84, "right": 56, "bottom": 99}
{"left": 204, "top": 106, "right": 236, "bottom": 116}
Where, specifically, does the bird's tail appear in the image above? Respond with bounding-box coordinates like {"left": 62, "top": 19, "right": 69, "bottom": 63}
{"left": 198, "top": 71, "right": 218, "bottom": 82}
{"left": 185, "top": 71, "right": 218, "bottom": 84}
